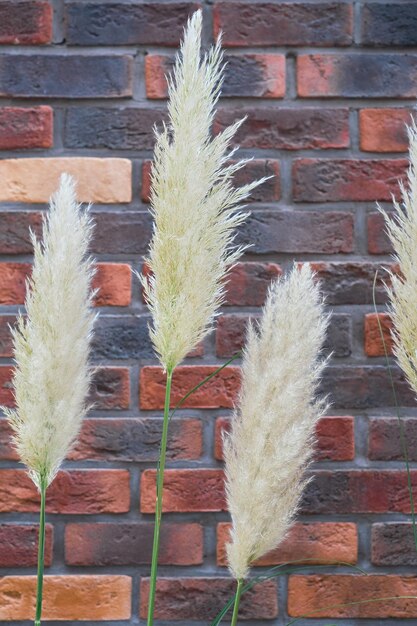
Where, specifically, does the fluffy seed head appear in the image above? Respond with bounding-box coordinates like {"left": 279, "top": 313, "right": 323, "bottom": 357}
{"left": 141, "top": 10, "right": 268, "bottom": 371}
{"left": 379, "top": 118, "right": 417, "bottom": 396}
{"left": 223, "top": 264, "right": 329, "bottom": 580}
{"left": 1, "top": 174, "right": 96, "bottom": 490}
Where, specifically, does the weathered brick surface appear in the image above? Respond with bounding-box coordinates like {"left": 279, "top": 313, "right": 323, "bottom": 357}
{"left": 215, "top": 416, "right": 355, "bottom": 462}
{"left": 0, "top": 524, "right": 53, "bottom": 567}
{"left": 288, "top": 575, "right": 417, "bottom": 618}
{"left": 0, "top": 107, "right": 53, "bottom": 149}
{"left": 0, "top": 1, "right": 52, "bottom": 44}
{"left": 0, "top": 1, "right": 415, "bottom": 620}
{"left": 293, "top": 159, "right": 407, "bottom": 202}
{"left": 359, "top": 109, "right": 411, "bottom": 152}
{"left": 368, "top": 417, "right": 417, "bottom": 461}
{"left": 214, "top": 107, "right": 349, "bottom": 150}
{"left": 140, "top": 366, "right": 241, "bottom": 409}
{"left": 141, "top": 469, "right": 226, "bottom": 512}
{"left": 140, "top": 578, "right": 278, "bottom": 620}
{"left": 146, "top": 54, "right": 286, "bottom": 98}
{"left": 217, "top": 522, "right": 358, "bottom": 566}
{"left": 372, "top": 523, "right": 417, "bottom": 566}
{"left": 0, "top": 55, "right": 132, "bottom": 98}
{"left": 65, "top": 2, "right": 199, "bottom": 45}
{"left": 214, "top": 3, "right": 353, "bottom": 47}
{"left": 0, "top": 469, "right": 130, "bottom": 513}
{"left": 65, "top": 522, "right": 203, "bottom": 565}
{"left": 0, "top": 575, "right": 131, "bottom": 620}
{"left": 361, "top": 3, "right": 417, "bottom": 47}
{"left": 298, "top": 54, "right": 417, "bottom": 98}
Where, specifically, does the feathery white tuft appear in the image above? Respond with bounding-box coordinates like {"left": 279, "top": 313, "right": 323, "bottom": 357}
{"left": 223, "top": 264, "right": 329, "bottom": 580}
{"left": 2, "top": 174, "right": 96, "bottom": 490}
{"left": 141, "top": 9, "right": 268, "bottom": 372}
{"left": 379, "top": 118, "right": 417, "bottom": 395}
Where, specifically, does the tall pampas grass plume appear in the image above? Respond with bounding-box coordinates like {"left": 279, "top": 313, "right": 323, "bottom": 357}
{"left": 379, "top": 118, "right": 417, "bottom": 396}
{"left": 2, "top": 173, "right": 96, "bottom": 490}
{"left": 141, "top": 9, "right": 268, "bottom": 373}
{"left": 224, "top": 264, "right": 329, "bottom": 583}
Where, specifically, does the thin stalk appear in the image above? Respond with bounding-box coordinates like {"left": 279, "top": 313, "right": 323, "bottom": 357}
{"left": 35, "top": 477, "right": 47, "bottom": 626}
{"left": 230, "top": 579, "right": 244, "bottom": 626}
{"left": 147, "top": 368, "right": 173, "bottom": 626}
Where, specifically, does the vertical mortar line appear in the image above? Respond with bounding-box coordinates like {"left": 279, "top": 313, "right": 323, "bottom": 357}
{"left": 353, "top": 0, "right": 362, "bottom": 48}
{"left": 51, "top": 0, "right": 66, "bottom": 45}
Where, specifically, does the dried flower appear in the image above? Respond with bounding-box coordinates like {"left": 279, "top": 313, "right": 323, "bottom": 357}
{"left": 2, "top": 174, "right": 96, "bottom": 490}
{"left": 224, "top": 264, "right": 329, "bottom": 580}
{"left": 379, "top": 118, "right": 417, "bottom": 396}
{"left": 141, "top": 9, "right": 267, "bottom": 372}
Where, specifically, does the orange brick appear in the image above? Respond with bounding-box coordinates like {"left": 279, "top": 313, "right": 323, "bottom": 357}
{"left": 360, "top": 109, "right": 411, "bottom": 152}
{"left": 93, "top": 263, "right": 131, "bottom": 306}
{"left": 0, "top": 158, "right": 132, "bottom": 203}
{"left": 141, "top": 468, "right": 226, "bottom": 513}
{"left": 0, "top": 469, "right": 130, "bottom": 514}
{"left": 217, "top": 522, "right": 358, "bottom": 567}
{"left": 140, "top": 365, "right": 241, "bottom": 410}
{"left": 364, "top": 313, "right": 394, "bottom": 357}
{"left": 0, "top": 263, "right": 30, "bottom": 304}
{"left": 0, "top": 575, "right": 131, "bottom": 620}
{"left": 288, "top": 574, "right": 417, "bottom": 618}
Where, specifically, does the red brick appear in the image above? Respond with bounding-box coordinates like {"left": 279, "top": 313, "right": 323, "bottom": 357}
{"left": 0, "top": 1, "right": 52, "bottom": 44}
{"left": 214, "top": 2, "right": 352, "bottom": 47}
{"left": 368, "top": 417, "right": 417, "bottom": 461}
{"left": 140, "top": 468, "right": 225, "bottom": 513}
{"left": 360, "top": 109, "right": 411, "bottom": 152}
{"left": 225, "top": 262, "right": 282, "bottom": 306}
{"left": 0, "top": 106, "right": 52, "bottom": 149}
{"left": 65, "top": 522, "right": 203, "bottom": 566}
{"left": 292, "top": 158, "right": 407, "bottom": 202}
{"left": 372, "top": 523, "right": 417, "bottom": 566}
{"left": 315, "top": 416, "right": 355, "bottom": 461}
{"left": 140, "top": 577, "right": 278, "bottom": 620}
{"left": 90, "top": 366, "right": 130, "bottom": 410}
{"left": 139, "top": 365, "right": 240, "bottom": 410}
{"left": 303, "top": 470, "right": 417, "bottom": 514}
{"left": 364, "top": 313, "right": 394, "bottom": 357}
{"left": 93, "top": 263, "right": 131, "bottom": 307}
{"left": 0, "top": 366, "right": 14, "bottom": 407}
{"left": 0, "top": 418, "right": 18, "bottom": 460}
{"left": 0, "top": 469, "right": 130, "bottom": 513}
{"left": 297, "top": 54, "right": 417, "bottom": 98}
{"left": 216, "top": 315, "right": 249, "bottom": 359}
{"left": 214, "top": 107, "right": 349, "bottom": 150}
{"left": 215, "top": 416, "right": 355, "bottom": 462}
{"left": 0, "top": 263, "right": 30, "bottom": 305}
{"left": 368, "top": 211, "right": 393, "bottom": 254}
{"left": 288, "top": 575, "right": 417, "bottom": 618}
{"left": 0, "top": 524, "right": 53, "bottom": 567}
{"left": 217, "top": 521, "right": 358, "bottom": 567}
{"left": 0, "top": 575, "right": 131, "bottom": 621}
{"left": 141, "top": 159, "right": 280, "bottom": 203}
{"left": 146, "top": 53, "right": 285, "bottom": 99}
{"left": 0, "top": 315, "right": 15, "bottom": 357}
{"left": 68, "top": 417, "right": 202, "bottom": 462}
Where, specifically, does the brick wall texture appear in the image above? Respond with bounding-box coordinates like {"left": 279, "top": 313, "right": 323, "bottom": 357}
{"left": 0, "top": 0, "right": 417, "bottom": 624}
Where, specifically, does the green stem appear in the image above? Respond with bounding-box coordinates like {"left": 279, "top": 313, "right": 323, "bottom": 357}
{"left": 147, "top": 368, "right": 173, "bottom": 626}
{"left": 35, "top": 478, "right": 47, "bottom": 626}
{"left": 230, "top": 579, "right": 244, "bottom": 626}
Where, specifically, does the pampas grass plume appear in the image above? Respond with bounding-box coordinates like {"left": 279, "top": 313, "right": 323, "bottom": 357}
{"left": 224, "top": 264, "right": 329, "bottom": 580}
{"left": 142, "top": 9, "right": 268, "bottom": 372}
{"left": 379, "top": 118, "right": 417, "bottom": 396}
{"left": 2, "top": 174, "right": 96, "bottom": 490}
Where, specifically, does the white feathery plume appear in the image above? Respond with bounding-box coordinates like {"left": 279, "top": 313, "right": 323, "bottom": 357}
{"left": 142, "top": 9, "right": 268, "bottom": 372}
{"left": 223, "top": 264, "right": 329, "bottom": 581}
{"left": 379, "top": 118, "right": 417, "bottom": 396}
{"left": 2, "top": 174, "right": 96, "bottom": 490}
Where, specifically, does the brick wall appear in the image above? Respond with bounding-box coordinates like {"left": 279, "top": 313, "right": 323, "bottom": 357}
{"left": 0, "top": 0, "right": 416, "bottom": 623}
